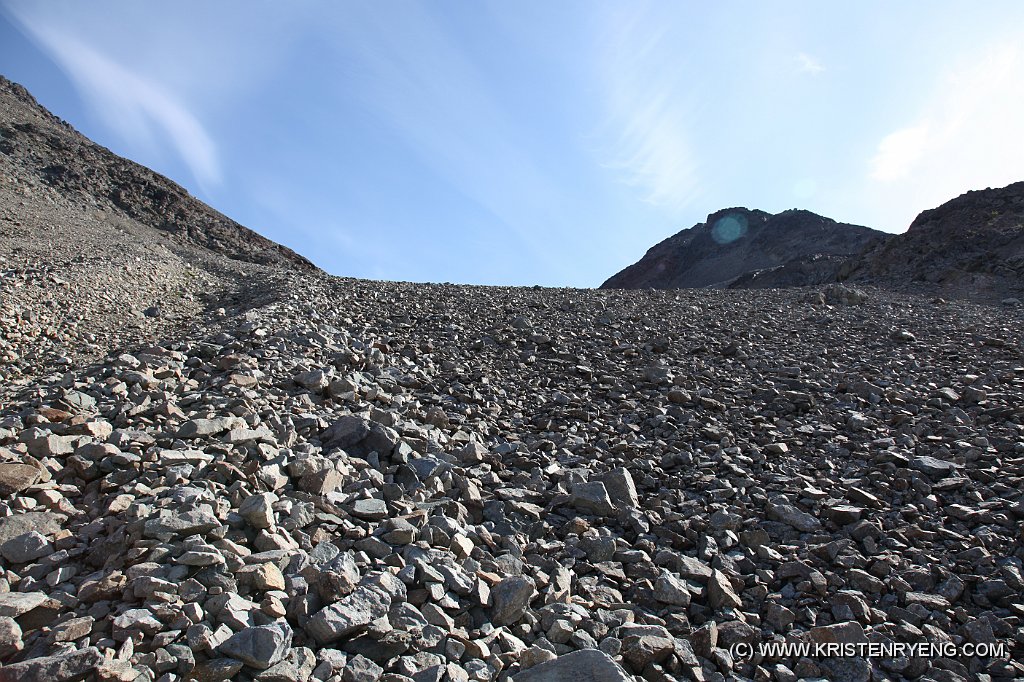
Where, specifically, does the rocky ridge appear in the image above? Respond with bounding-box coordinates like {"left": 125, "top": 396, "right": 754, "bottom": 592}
{"left": 601, "top": 208, "right": 884, "bottom": 290}
{"left": 840, "top": 182, "right": 1024, "bottom": 303}
{"left": 0, "top": 75, "right": 314, "bottom": 273}
{"left": 604, "top": 183, "right": 1024, "bottom": 305}
{"left": 1, "top": 75, "right": 308, "bottom": 387}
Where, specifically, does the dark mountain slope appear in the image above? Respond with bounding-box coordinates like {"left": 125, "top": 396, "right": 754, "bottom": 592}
{"left": 840, "top": 181, "right": 1024, "bottom": 301}
{"left": 0, "top": 75, "right": 315, "bottom": 271}
{"left": 602, "top": 207, "right": 884, "bottom": 289}
{"left": 0, "top": 74, "right": 317, "bottom": 382}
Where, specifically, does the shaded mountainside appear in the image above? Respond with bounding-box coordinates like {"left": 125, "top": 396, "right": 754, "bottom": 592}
{"left": 0, "top": 74, "right": 319, "bottom": 383}
{"left": 0, "top": 75, "right": 315, "bottom": 271}
{"left": 841, "top": 181, "right": 1024, "bottom": 301}
{"left": 602, "top": 207, "right": 884, "bottom": 290}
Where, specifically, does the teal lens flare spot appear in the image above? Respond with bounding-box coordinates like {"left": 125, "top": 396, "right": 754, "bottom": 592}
{"left": 711, "top": 214, "right": 748, "bottom": 245}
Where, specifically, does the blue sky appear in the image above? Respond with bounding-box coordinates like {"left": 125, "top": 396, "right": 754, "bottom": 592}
{"left": 3, "top": 2, "right": 1024, "bottom": 286}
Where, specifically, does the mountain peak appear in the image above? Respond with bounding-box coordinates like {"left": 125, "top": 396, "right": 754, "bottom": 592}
{"left": 602, "top": 208, "right": 883, "bottom": 290}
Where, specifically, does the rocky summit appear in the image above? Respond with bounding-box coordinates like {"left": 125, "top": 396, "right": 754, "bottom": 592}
{"left": 840, "top": 181, "right": 1024, "bottom": 304}
{"left": 601, "top": 208, "right": 884, "bottom": 291}
{"left": 605, "top": 182, "right": 1024, "bottom": 305}
{"left": 2, "top": 77, "right": 1024, "bottom": 682}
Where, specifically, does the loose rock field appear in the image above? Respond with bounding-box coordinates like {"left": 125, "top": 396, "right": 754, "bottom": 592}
{"left": 1, "top": 275, "right": 1022, "bottom": 682}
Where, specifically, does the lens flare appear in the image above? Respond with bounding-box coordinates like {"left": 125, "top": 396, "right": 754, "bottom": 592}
{"left": 711, "top": 214, "right": 748, "bottom": 244}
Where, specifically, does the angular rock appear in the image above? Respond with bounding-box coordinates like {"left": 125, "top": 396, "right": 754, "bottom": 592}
{"left": 191, "top": 658, "right": 245, "bottom": 681}
{"left": 653, "top": 571, "right": 691, "bottom": 607}
{"left": 0, "top": 616, "right": 22, "bottom": 657}
{"left": 112, "top": 608, "right": 163, "bottom": 639}
{"left": 52, "top": 616, "right": 94, "bottom": 642}
{"left": 600, "top": 468, "right": 639, "bottom": 509}
{"left": 258, "top": 647, "right": 316, "bottom": 682}
{"left": 491, "top": 575, "right": 536, "bottom": 626}
{"left": 239, "top": 492, "right": 277, "bottom": 529}
{"left": 300, "top": 468, "right": 345, "bottom": 496}
{"left": 707, "top": 569, "right": 742, "bottom": 609}
{"left": 0, "top": 512, "right": 63, "bottom": 544}
{"left": 570, "top": 482, "right": 615, "bottom": 516}
{"left": 218, "top": 622, "right": 292, "bottom": 670}
{"left": 0, "top": 591, "right": 48, "bottom": 617}
{"left": 0, "top": 462, "right": 41, "bottom": 496}
{"left": 25, "top": 435, "right": 76, "bottom": 458}
{"left": 349, "top": 498, "right": 388, "bottom": 520}
{"left": 767, "top": 500, "right": 822, "bottom": 532}
{"left": 656, "top": 551, "right": 713, "bottom": 581}
{"left": 143, "top": 510, "right": 220, "bottom": 539}
{"left": 512, "top": 649, "right": 632, "bottom": 682}
{"left": 322, "top": 416, "right": 371, "bottom": 449}
{"left": 0, "top": 530, "right": 52, "bottom": 563}
{"left": 0, "top": 646, "right": 102, "bottom": 682}
{"left": 621, "top": 633, "right": 675, "bottom": 670}
{"left": 178, "top": 417, "right": 243, "bottom": 438}
{"left": 294, "top": 370, "right": 329, "bottom": 392}
{"left": 808, "top": 621, "right": 869, "bottom": 645}
{"left": 305, "top": 586, "right": 391, "bottom": 643}
{"left": 910, "top": 455, "right": 958, "bottom": 480}
{"left": 342, "top": 654, "right": 383, "bottom": 682}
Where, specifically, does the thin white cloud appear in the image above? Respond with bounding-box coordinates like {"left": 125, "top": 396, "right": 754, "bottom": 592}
{"left": 605, "top": 90, "right": 701, "bottom": 211}
{"left": 870, "top": 123, "right": 931, "bottom": 181}
{"left": 7, "top": 10, "right": 221, "bottom": 190}
{"left": 796, "top": 52, "right": 825, "bottom": 75}
{"left": 866, "top": 43, "right": 1024, "bottom": 225}
{"left": 322, "top": 5, "right": 570, "bottom": 277}
{"left": 595, "top": 7, "right": 701, "bottom": 214}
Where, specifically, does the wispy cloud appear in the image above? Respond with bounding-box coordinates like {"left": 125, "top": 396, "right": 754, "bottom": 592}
{"left": 869, "top": 44, "right": 1024, "bottom": 185}
{"left": 796, "top": 52, "right": 825, "bottom": 75}
{"left": 595, "top": 7, "right": 701, "bottom": 214}
{"left": 7, "top": 9, "right": 221, "bottom": 190}
{"left": 864, "top": 42, "right": 1024, "bottom": 228}
{"left": 605, "top": 91, "right": 701, "bottom": 211}
{"left": 870, "top": 123, "right": 930, "bottom": 181}
{"left": 322, "top": 5, "right": 570, "bottom": 277}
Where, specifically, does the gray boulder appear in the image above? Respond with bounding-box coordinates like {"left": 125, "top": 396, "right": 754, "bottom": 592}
{"left": 513, "top": 649, "right": 632, "bottom": 681}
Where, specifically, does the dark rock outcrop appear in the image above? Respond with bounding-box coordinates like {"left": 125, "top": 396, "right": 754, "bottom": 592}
{"left": 840, "top": 181, "right": 1024, "bottom": 301}
{"left": 602, "top": 208, "right": 883, "bottom": 290}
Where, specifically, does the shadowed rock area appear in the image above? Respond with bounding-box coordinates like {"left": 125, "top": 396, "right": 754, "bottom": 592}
{"left": 840, "top": 181, "right": 1024, "bottom": 303}
{"left": 605, "top": 182, "right": 1024, "bottom": 304}
{"left": 601, "top": 208, "right": 884, "bottom": 290}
